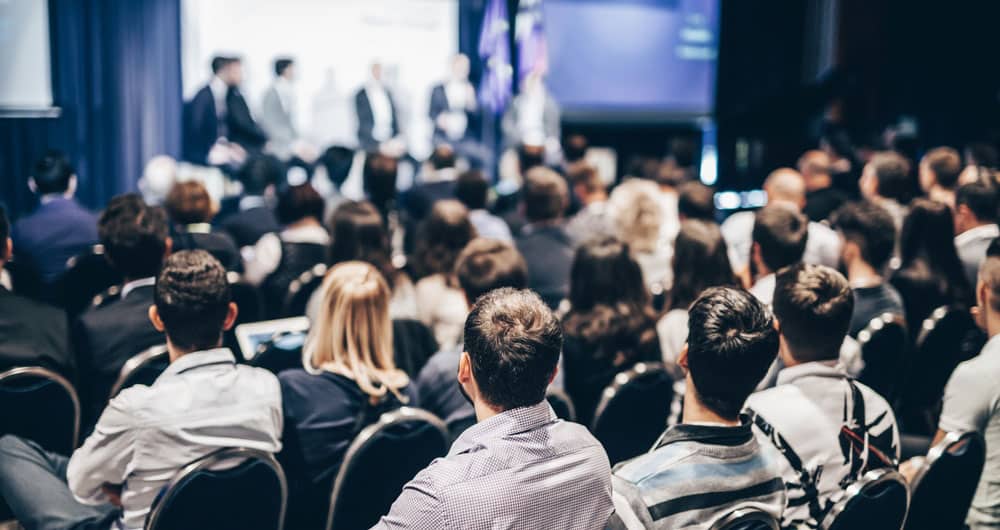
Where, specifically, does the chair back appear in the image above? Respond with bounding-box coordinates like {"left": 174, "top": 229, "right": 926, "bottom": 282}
{"left": 326, "top": 407, "right": 449, "bottom": 530}
{"left": 109, "top": 344, "right": 170, "bottom": 399}
{"left": 591, "top": 362, "right": 676, "bottom": 465}
{"left": 904, "top": 431, "right": 986, "bottom": 530}
{"left": 710, "top": 508, "right": 780, "bottom": 530}
{"left": 821, "top": 468, "right": 909, "bottom": 530}
{"left": 283, "top": 263, "right": 327, "bottom": 317}
{"left": 0, "top": 367, "right": 79, "bottom": 455}
{"left": 546, "top": 387, "right": 577, "bottom": 422}
{"left": 145, "top": 447, "right": 287, "bottom": 530}
{"left": 250, "top": 331, "right": 307, "bottom": 375}
{"left": 228, "top": 272, "right": 264, "bottom": 325}
{"left": 856, "top": 313, "right": 908, "bottom": 401}
{"left": 58, "top": 244, "right": 122, "bottom": 314}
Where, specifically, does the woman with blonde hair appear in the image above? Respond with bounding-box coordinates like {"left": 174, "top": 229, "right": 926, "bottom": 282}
{"left": 279, "top": 260, "right": 415, "bottom": 528}
{"left": 608, "top": 178, "right": 672, "bottom": 291}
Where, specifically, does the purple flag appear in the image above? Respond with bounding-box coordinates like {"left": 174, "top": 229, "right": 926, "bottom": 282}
{"left": 516, "top": 0, "right": 547, "bottom": 81}
{"left": 478, "top": 0, "right": 512, "bottom": 114}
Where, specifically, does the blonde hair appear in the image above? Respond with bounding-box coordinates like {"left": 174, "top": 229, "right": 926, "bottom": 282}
{"left": 304, "top": 261, "right": 409, "bottom": 402}
{"left": 609, "top": 178, "right": 663, "bottom": 254}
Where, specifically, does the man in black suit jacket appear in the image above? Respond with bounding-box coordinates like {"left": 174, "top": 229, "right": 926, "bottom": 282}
{"left": 74, "top": 195, "right": 170, "bottom": 425}
{"left": 183, "top": 56, "right": 268, "bottom": 164}
{"left": 355, "top": 63, "right": 400, "bottom": 152}
{"left": 0, "top": 206, "right": 75, "bottom": 378}
{"left": 429, "top": 54, "right": 477, "bottom": 145}
{"left": 515, "top": 167, "right": 575, "bottom": 309}
{"left": 219, "top": 154, "right": 283, "bottom": 248}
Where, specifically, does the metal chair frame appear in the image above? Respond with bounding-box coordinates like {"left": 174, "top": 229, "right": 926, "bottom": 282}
{"left": 545, "top": 387, "right": 577, "bottom": 422}
{"left": 709, "top": 507, "right": 780, "bottom": 530}
{"left": 591, "top": 362, "right": 672, "bottom": 433}
{"left": 821, "top": 468, "right": 910, "bottom": 530}
{"left": 109, "top": 344, "right": 169, "bottom": 399}
{"left": 0, "top": 366, "right": 81, "bottom": 450}
{"left": 283, "top": 263, "right": 328, "bottom": 315}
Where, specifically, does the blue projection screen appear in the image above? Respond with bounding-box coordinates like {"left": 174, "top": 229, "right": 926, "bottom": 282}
{"left": 542, "top": 0, "right": 719, "bottom": 121}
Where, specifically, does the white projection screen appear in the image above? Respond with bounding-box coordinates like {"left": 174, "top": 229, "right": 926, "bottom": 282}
{"left": 0, "top": 0, "right": 55, "bottom": 113}
{"left": 181, "top": 0, "right": 459, "bottom": 158}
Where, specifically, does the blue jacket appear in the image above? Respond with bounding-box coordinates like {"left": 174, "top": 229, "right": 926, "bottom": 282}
{"left": 12, "top": 197, "right": 98, "bottom": 283}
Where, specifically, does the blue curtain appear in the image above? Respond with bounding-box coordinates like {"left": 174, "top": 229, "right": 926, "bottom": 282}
{"left": 0, "top": 0, "right": 182, "bottom": 221}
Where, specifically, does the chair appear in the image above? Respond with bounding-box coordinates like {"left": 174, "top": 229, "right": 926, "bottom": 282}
{"left": 144, "top": 447, "right": 287, "bottom": 530}
{"left": 57, "top": 244, "right": 122, "bottom": 314}
{"left": 546, "top": 387, "right": 577, "bottom": 422}
{"left": 710, "top": 508, "right": 780, "bottom": 530}
{"left": 229, "top": 272, "right": 264, "bottom": 325}
{"left": 326, "top": 407, "right": 449, "bottom": 530}
{"left": 904, "top": 431, "right": 986, "bottom": 530}
{"left": 856, "top": 313, "right": 908, "bottom": 402}
{"left": 109, "top": 344, "right": 170, "bottom": 399}
{"left": 591, "top": 362, "right": 676, "bottom": 465}
{"left": 283, "top": 263, "right": 327, "bottom": 317}
{"left": 820, "top": 468, "right": 910, "bottom": 530}
{"left": 250, "top": 331, "right": 307, "bottom": 375}
{"left": 0, "top": 367, "right": 80, "bottom": 455}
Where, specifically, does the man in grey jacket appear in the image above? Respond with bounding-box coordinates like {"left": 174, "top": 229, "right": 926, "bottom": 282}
{"left": 258, "top": 57, "right": 300, "bottom": 160}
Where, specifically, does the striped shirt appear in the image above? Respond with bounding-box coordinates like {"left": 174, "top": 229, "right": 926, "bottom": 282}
{"left": 610, "top": 420, "right": 787, "bottom": 529}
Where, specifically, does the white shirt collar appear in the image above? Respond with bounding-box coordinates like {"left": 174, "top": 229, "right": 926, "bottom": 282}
{"left": 239, "top": 195, "right": 267, "bottom": 211}
{"left": 121, "top": 277, "right": 156, "bottom": 300}
{"left": 776, "top": 360, "right": 844, "bottom": 386}
{"left": 280, "top": 224, "right": 331, "bottom": 245}
{"left": 956, "top": 223, "right": 1000, "bottom": 247}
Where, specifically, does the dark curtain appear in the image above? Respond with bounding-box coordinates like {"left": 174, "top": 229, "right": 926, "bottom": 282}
{"left": 0, "top": 0, "right": 182, "bottom": 222}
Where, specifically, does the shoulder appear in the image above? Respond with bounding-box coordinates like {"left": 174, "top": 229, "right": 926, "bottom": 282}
{"left": 418, "top": 348, "right": 461, "bottom": 384}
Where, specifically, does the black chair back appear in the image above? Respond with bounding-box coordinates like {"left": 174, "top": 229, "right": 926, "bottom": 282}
{"left": 228, "top": 272, "right": 264, "bottom": 325}
{"left": 57, "top": 244, "right": 122, "bottom": 314}
{"left": 145, "top": 447, "right": 287, "bottom": 530}
{"left": 250, "top": 331, "right": 307, "bottom": 375}
{"left": 857, "top": 313, "right": 908, "bottom": 402}
{"left": 0, "top": 367, "right": 79, "bottom": 455}
{"left": 390, "top": 319, "right": 439, "bottom": 379}
{"left": 710, "top": 508, "right": 780, "bottom": 530}
{"left": 546, "top": 387, "right": 577, "bottom": 422}
{"left": 904, "top": 431, "right": 986, "bottom": 530}
{"left": 283, "top": 263, "right": 327, "bottom": 317}
{"left": 110, "top": 344, "right": 170, "bottom": 399}
{"left": 821, "top": 468, "right": 909, "bottom": 530}
{"left": 326, "top": 407, "right": 449, "bottom": 530}
{"left": 591, "top": 362, "right": 676, "bottom": 465}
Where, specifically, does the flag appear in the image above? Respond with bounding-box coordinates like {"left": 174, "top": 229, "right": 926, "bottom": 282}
{"left": 516, "top": 0, "right": 547, "bottom": 81}
{"left": 477, "top": 0, "right": 512, "bottom": 114}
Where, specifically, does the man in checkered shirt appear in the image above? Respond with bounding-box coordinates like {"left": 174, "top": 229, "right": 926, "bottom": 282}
{"left": 372, "top": 288, "right": 614, "bottom": 529}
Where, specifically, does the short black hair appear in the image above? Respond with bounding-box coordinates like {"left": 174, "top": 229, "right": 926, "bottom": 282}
{"left": 0, "top": 205, "right": 8, "bottom": 260}
{"left": 362, "top": 153, "right": 398, "bottom": 214}
{"left": 773, "top": 263, "right": 854, "bottom": 363}
{"left": 686, "top": 287, "right": 779, "bottom": 420}
{"left": 517, "top": 144, "right": 545, "bottom": 174}
{"left": 430, "top": 144, "right": 456, "bottom": 170}
{"left": 752, "top": 205, "right": 808, "bottom": 272}
{"left": 562, "top": 134, "right": 588, "bottom": 163}
{"left": 678, "top": 181, "right": 716, "bottom": 221}
{"left": 455, "top": 170, "right": 490, "bottom": 210}
{"left": 956, "top": 182, "right": 999, "bottom": 223}
{"left": 31, "top": 150, "right": 74, "bottom": 195}
{"left": 211, "top": 56, "right": 239, "bottom": 74}
{"left": 522, "top": 167, "right": 567, "bottom": 222}
{"left": 240, "top": 154, "right": 284, "bottom": 195}
{"left": 274, "top": 57, "right": 294, "bottom": 77}
{"left": 320, "top": 146, "right": 354, "bottom": 190}
{"left": 832, "top": 201, "right": 897, "bottom": 270}
{"left": 98, "top": 194, "right": 170, "bottom": 279}
{"left": 154, "top": 250, "right": 232, "bottom": 352}
{"left": 455, "top": 239, "right": 528, "bottom": 302}
{"left": 464, "top": 288, "right": 561, "bottom": 410}
{"left": 277, "top": 183, "right": 325, "bottom": 225}
{"left": 869, "top": 152, "right": 912, "bottom": 201}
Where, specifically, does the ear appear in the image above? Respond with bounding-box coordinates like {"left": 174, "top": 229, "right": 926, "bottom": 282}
{"left": 221, "top": 302, "right": 239, "bottom": 332}
{"left": 677, "top": 344, "right": 690, "bottom": 373}
{"left": 457, "top": 351, "right": 473, "bottom": 384}
{"left": 27, "top": 178, "right": 37, "bottom": 194}
{"left": 149, "top": 305, "right": 166, "bottom": 333}
{"left": 163, "top": 237, "right": 173, "bottom": 259}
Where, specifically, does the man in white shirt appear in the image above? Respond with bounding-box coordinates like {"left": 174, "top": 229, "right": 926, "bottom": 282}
{"left": 0, "top": 250, "right": 283, "bottom": 530}
{"left": 259, "top": 57, "right": 303, "bottom": 161}
{"left": 955, "top": 182, "right": 1000, "bottom": 288}
{"left": 747, "top": 203, "right": 809, "bottom": 305}
{"left": 355, "top": 62, "right": 400, "bottom": 152}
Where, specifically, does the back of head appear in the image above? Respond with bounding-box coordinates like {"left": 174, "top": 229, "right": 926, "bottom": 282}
{"left": 956, "top": 182, "right": 999, "bottom": 224}
{"left": 455, "top": 170, "right": 490, "bottom": 210}
{"left": 211, "top": 55, "right": 237, "bottom": 75}
{"left": 277, "top": 183, "right": 325, "bottom": 225}
{"left": 773, "top": 263, "right": 853, "bottom": 363}
{"left": 240, "top": 154, "right": 284, "bottom": 196}
{"left": 31, "top": 150, "right": 74, "bottom": 195}
{"left": 165, "top": 181, "right": 214, "bottom": 225}
{"left": 678, "top": 181, "right": 717, "bottom": 221}
{"left": 363, "top": 153, "right": 399, "bottom": 211}
{"left": 831, "top": 200, "right": 897, "bottom": 270}
{"left": 522, "top": 166, "right": 568, "bottom": 222}
{"left": 568, "top": 164, "right": 604, "bottom": 196}
{"left": 671, "top": 220, "right": 736, "bottom": 310}
{"left": 464, "top": 288, "right": 562, "bottom": 410}
{"left": 922, "top": 147, "right": 962, "bottom": 190}
{"left": 329, "top": 201, "right": 395, "bottom": 288}
{"left": 868, "top": 151, "right": 912, "bottom": 201}
{"left": 797, "top": 150, "right": 832, "bottom": 182}
{"left": 430, "top": 144, "right": 457, "bottom": 170}
{"left": 517, "top": 143, "right": 546, "bottom": 175}
{"left": 320, "top": 146, "right": 354, "bottom": 190}
{"left": 414, "top": 200, "right": 476, "bottom": 277}
{"left": 686, "top": 287, "right": 779, "bottom": 419}
{"left": 569, "top": 236, "right": 648, "bottom": 312}
{"left": 668, "top": 137, "right": 697, "bottom": 169}
{"left": 608, "top": 178, "right": 662, "bottom": 253}
{"left": 154, "top": 250, "right": 231, "bottom": 351}
{"left": 455, "top": 238, "right": 528, "bottom": 303}
{"left": 763, "top": 168, "right": 806, "bottom": 206}
{"left": 562, "top": 134, "right": 588, "bottom": 164}
{"left": 139, "top": 156, "right": 178, "bottom": 205}
{"left": 99, "top": 194, "right": 169, "bottom": 279}
{"left": 274, "top": 57, "right": 294, "bottom": 77}
{"left": 752, "top": 204, "right": 809, "bottom": 272}
{"left": 900, "top": 198, "right": 962, "bottom": 268}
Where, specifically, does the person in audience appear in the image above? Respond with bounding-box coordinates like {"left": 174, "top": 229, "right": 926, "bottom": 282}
{"left": 0, "top": 205, "right": 74, "bottom": 376}
{"left": 375, "top": 288, "right": 613, "bottom": 529}
{"left": 859, "top": 151, "right": 912, "bottom": 230}
{"left": 12, "top": 150, "right": 98, "bottom": 283}
{"left": 722, "top": 168, "right": 839, "bottom": 273}
{"left": 429, "top": 54, "right": 478, "bottom": 149}
{"left": 400, "top": 144, "right": 459, "bottom": 222}
{"left": 416, "top": 238, "right": 529, "bottom": 432}
{"left": 279, "top": 260, "right": 414, "bottom": 528}
{"left": 609, "top": 178, "right": 673, "bottom": 291}
{"left": 748, "top": 204, "right": 809, "bottom": 304}
{"left": 565, "top": 164, "right": 613, "bottom": 244}
{"left": 658, "top": 220, "right": 738, "bottom": 366}
{"left": 919, "top": 146, "right": 963, "bottom": 209}
{"left": 75, "top": 194, "right": 171, "bottom": 424}
{"left": 137, "top": 155, "right": 178, "bottom": 207}
{"left": 831, "top": 201, "right": 906, "bottom": 336}
{"left": 362, "top": 153, "right": 402, "bottom": 232}
{"left": 355, "top": 62, "right": 401, "bottom": 152}
{"left": 164, "top": 180, "right": 241, "bottom": 271}
{"left": 891, "top": 199, "right": 973, "bottom": 336}
{"left": 959, "top": 142, "right": 1000, "bottom": 186}
{"left": 562, "top": 237, "right": 661, "bottom": 426}
{"left": 244, "top": 183, "right": 329, "bottom": 313}
{"left": 610, "top": 287, "right": 785, "bottom": 529}
{"left": 220, "top": 154, "right": 282, "bottom": 247}
{"left": 800, "top": 149, "right": 847, "bottom": 222}
{"left": 0, "top": 250, "right": 282, "bottom": 530}
{"left": 314, "top": 145, "right": 355, "bottom": 216}
{"left": 955, "top": 182, "right": 1000, "bottom": 288}
{"left": 454, "top": 170, "right": 512, "bottom": 241}
{"left": 258, "top": 57, "right": 301, "bottom": 161}
{"left": 652, "top": 160, "right": 684, "bottom": 244}
{"left": 746, "top": 264, "right": 900, "bottom": 528}
{"left": 515, "top": 166, "right": 574, "bottom": 308}
{"left": 413, "top": 200, "right": 477, "bottom": 350}
{"left": 677, "top": 180, "right": 717, "bottom": 222}
{"left": 501, "top": 70, "right": 561, "bottom": 153}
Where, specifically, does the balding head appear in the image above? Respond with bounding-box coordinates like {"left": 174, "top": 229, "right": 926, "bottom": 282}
{"left": 798, "top": 150, "right": 832, "bottom": 191}
{"left": 979, "top": 255, "right": 1000, "bottom": 315}
{"left": 764, "top": 168, "right": 806, "bottom": 209}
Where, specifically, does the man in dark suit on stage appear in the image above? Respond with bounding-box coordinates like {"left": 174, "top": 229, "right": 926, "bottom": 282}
{"left": 183, "top": 56, "right": 268, "bottom": 165}
{"left": 428, "top": 54, "right": 487, "bottom": 167}
{"left": 354, "top": 62, "right": 400, "bottom": 152}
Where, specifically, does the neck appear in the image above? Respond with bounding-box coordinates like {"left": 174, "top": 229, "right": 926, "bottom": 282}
{"left": 289, "top": 217, "right": 321, "bottom": 230}
{"left": 473, "top": 399, "right": 503, "bottom": 423}
{"left": 582, "top": 193, "right": 606, "bottom": 207}
{"left": 166, "top": 340, "right": 220, "bottom": 363}
{"left": 682, "top": 378, "right": 740, "bottom": 426}
{"left": 806, "top": 175, "right": 832, "bottom": 192}
{"left": 847, "top": 259, "right": 881, "bottom": 285}
{"left": 929, "top": 186, "right": 955, "bottom": 205}
{"left": 962, "top": 219, "right": 992, "bottom": 234}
